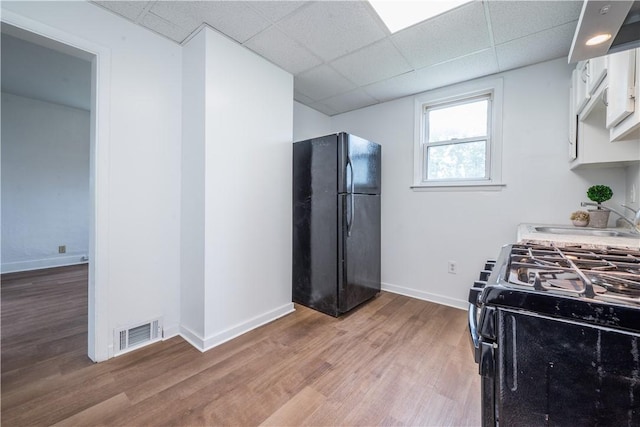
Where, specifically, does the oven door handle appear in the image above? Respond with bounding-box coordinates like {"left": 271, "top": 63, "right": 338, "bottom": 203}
{"left": 468, "top": 303, "right": 481, "bottom": 363}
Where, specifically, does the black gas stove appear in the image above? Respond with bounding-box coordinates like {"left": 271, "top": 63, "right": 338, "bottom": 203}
{"left": 468, "top": 242, "right": 640, "bottom": 426}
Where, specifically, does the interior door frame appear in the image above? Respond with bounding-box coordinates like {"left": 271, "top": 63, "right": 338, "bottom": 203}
{"left": 2, "top": 10, "right": 111, "bottom": 362}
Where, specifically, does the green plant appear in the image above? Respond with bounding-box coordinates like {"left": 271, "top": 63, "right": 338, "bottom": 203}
{"left": 587, "top": 185, "right": 613, "bottom": 208}
{"left": 570, "top": 210, "right": 589, "bottom": 221}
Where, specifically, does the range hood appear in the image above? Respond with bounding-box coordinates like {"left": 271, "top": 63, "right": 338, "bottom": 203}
{"left": 569, "top": 1, "right": 640, "bottom": 63}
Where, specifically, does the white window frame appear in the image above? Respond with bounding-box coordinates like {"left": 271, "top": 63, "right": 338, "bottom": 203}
{"left": 412, "top": 78, "right": 504, "bottom": 191}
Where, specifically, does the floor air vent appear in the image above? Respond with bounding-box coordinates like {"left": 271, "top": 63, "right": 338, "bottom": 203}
{"left": 115, "top": 319, "right": 162, "bottom": 355}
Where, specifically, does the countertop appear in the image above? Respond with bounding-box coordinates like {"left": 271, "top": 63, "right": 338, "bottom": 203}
{"left": 517, "top": 223, "right": 640, "bottom": 250}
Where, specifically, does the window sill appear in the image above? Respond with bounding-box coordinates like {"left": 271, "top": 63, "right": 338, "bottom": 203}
{"left": 410, "top": 182, "right": 506, "bottom": 192}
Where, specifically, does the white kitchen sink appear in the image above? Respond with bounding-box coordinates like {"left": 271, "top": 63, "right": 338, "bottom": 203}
{"left": 534, "top": 226, "right": 638, "bottom": 238}
{"left": 517, "top": 223, "right": 640, "bottom": 250}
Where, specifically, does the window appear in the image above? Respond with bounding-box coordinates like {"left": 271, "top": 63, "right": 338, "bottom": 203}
{"left": 413, "top": 78, "right": 504, "bottom": 190}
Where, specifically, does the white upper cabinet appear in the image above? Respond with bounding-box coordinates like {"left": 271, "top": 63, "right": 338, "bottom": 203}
{"left": 574, "top": 58, "right": 607, "bottom": 116}
{"left": 610, "top": 48, "right": 640, "bottom": 142}
{"left": 587, "top": 56, "right": 607, "bottom": 96}
{"left": 569, "top": 49, "right": 640, "bottom": 168}
{"left": 571, "top": 99, "right": 639, "bottom": 168}
{"left": 606, "top": 49, "right": 635, "bottom": 129}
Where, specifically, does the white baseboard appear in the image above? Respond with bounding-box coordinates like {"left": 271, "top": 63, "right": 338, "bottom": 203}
{"left": 2, "top": 255, "right": 89, "bottom": 274}
{"left": 382, "top": 282, "right": 467, "bottom": 310}
{"left": 162, "top": 323, "right": 180, "bottom": 340}
{"left": 180, "top": 302, "right": 296, "bottom": 353}
{"left": 179, "top": 325, "right": 205, "bottom": 351}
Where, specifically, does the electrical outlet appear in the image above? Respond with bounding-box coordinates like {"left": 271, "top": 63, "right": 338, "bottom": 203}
{"left": 58, "top": 245, "right": 66, "bottom": 254}
{"left": 448, "top": 261, "right": 457, "bottom": 274}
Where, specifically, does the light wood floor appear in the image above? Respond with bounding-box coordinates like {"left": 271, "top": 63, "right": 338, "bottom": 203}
{"left": 1, "top": 265, "right": 480, "bottom": 426}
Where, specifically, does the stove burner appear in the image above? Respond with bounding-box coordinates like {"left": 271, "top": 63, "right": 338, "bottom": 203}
{"left": 506, "top": 244, "right": 640, "bottom": 304}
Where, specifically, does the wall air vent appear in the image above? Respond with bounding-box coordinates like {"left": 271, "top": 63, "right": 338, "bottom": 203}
{"left": 114, "top": 318, "right": 162, "bottom": 356}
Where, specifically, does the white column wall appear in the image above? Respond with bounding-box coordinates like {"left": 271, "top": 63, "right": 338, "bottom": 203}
{"left": 180, "top": 28, "right": 294, "bottom": 351}
{"left": 202, "top": 27, "right": 294, "bottom": 347}
{"left": 180, "top": 29, "right": 207, "bottom": 342}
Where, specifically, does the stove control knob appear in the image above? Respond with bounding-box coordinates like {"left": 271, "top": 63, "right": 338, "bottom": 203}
{"left": 468, "top": 286, "right": 484, "bottom": 304}
{"left": 479, "top": 270, "right": 492, "bottom": 281}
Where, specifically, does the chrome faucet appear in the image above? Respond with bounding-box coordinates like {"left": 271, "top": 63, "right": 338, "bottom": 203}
{"left": 581, "top": 202, "right": 640, "bottom": 233}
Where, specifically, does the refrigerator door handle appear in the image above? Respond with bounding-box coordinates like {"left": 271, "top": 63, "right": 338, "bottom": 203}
{"left": 347, "top": 158, "right": 355, "bottom": 236}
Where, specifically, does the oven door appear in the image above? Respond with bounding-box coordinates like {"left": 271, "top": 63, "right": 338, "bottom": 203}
{"left": 496, "top": 307, "right": 640, "bottom": 426}
{"left": 468, "top": 301, "right": 497, "bottom": 427}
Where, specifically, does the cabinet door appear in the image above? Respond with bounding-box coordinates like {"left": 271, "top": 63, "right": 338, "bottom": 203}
{"left": 573, "top": 64, "right": 590, "bottom": 115}
{"left": 568, "top": 86, "right": 577, "bottom": 160}
{"left": 610, "top": 48, "right": 640, "bottom": 141}
{"left": 587, "top": 56, "right": 606, "bottom": 95}
{"left": 606, "top": 50, "right": 635, "bottom": 128}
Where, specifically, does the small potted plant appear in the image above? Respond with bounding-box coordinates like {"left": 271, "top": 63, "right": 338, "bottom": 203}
{"left": 570, "top": 210, "right": 590, "bottom": 227}
{"left": 586, "top": 185, "right": 613, "bottom": 228}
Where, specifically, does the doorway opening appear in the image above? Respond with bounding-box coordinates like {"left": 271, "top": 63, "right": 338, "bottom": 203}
{"left": 0, "top": 21, "right": 104, "bottom": 362}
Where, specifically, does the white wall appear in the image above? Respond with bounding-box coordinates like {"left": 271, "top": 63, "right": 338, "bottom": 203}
{"left": 181, "top": 28, "right": 294, "bottom": 351}
{"left": 180, "top": 29, "right": 207, "bottom": 341}
{"left": 293, "top": 101, "right": 332, "bottom": 142}
{"left": 1, "top": 93, "right": 89, "bottom": 273}
{"left": 1, "top": 33, "right": 91, "bottom": 110}
{"left": 626, "top": 164, "right": 640, "bottom": 213}
{"left": 2, "top": 1, "right": 182, "bottom": 360}
{"left": 328, "top": 58, "right": 628, "bottom": 308}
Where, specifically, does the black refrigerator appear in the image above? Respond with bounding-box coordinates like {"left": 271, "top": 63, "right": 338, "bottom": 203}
{"left": 292, "top": 132, "right": 381, "bottom": 317}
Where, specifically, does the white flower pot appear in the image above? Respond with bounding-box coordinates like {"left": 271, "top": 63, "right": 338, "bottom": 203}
{"left": 588, "top": 209, "right": 610, "bottom": 228}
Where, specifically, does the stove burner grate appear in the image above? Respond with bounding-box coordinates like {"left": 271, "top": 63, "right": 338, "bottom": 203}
{"left": 506, "top": 244, "right": 640, "bottom": 303}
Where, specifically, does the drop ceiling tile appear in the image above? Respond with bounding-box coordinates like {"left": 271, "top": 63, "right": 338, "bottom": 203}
{"left": 321, "top": 88, "right": 379, "bottom": 115}
{"left": 246, "top": 1, "right": 307, "bottom": 23}
{"left": 140, "top": 12, "right": 192, "bottom": 43}
{"left": 150, "top": 1, "right": 270, "bottom": 44}
{"left": 391, "top": 1, "right": 490, "bottom": 69}
{"left": 331, "top": 39, "right": 413, "bottom": 86}
{"left": 146, "top": 1, "right": 198, "bottom": 31}
{"left": 363, "top": 49, "right": 499, "bottom": 102}
{"left": 488, "top": 1, "right": 582, "bottom": 45}
{"left": 294, "top": 91, "right": 315, "bottom": 105}
{"left": 295, "top": 64, "right": 357, "bottom": 101}
{"left": 277, "top": 1, "right": 387, "bottom": 62}
{"left": 362, "top": 71, "right": 425, "bottom": 103}
{"left": 496, "top": 22, "right": 576, "bottom": 72}
{"left": 244, "top": 26, "right": 322, "bottom": 75}
{"left": 412, "top": 49, "right": 500, "bottom": 91}
{"left": 308, "top": 101, "right": 339, "bottom": 116}
{"left": 92, "top": 1, "right": 150, "bottom": 22}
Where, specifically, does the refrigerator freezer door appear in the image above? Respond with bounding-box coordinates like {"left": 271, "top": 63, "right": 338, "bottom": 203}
{"left": 338, "top": 133, "right": 381, "bottom": 195}
{"left": 338, "top": 193, "right": 381, "bottom": 313}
